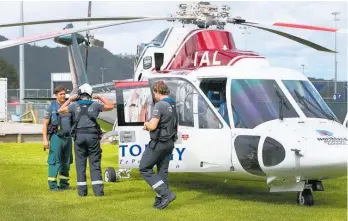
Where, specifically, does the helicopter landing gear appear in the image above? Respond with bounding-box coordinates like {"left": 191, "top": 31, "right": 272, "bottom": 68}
{"left": 104, "top": 167, "right": 119, "bottom": 182}
{"left": 296, "top": 180, "right": 324, "bottom": 206}
{"left": 297, "top": 188, "right": 314, "bottom": 206}
{"left": 104, "top": 167, "right": 132, "bottom": 183}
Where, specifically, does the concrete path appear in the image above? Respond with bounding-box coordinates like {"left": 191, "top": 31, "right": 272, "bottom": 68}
{"left": 0, "top": 123, "right": 42, "bottom": 134}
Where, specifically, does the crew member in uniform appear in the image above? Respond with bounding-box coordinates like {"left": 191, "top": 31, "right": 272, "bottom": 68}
{"left": 58, "top": 83, "right": 115, "bottom": 197}
{"left": 42, "top": 85, "right": 73, "bottom": 191}
{"left": 139, "top": 80, "right": 178, "bottom": 210}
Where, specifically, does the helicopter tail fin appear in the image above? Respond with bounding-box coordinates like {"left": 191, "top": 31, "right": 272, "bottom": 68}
{"left": 54, "top": 23, "right": 89, "bottom": 95}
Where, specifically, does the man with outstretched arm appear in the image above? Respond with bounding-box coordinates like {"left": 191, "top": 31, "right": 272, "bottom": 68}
{"left": 58, "top": 83, "right": 114, "bottom": 197}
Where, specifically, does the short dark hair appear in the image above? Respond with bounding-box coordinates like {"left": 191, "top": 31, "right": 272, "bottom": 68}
{"left": 54, "top": 85, "right": 66, "bottom": 95}
{"left": 152, "top": 80, "right": 170, "bottom": 95}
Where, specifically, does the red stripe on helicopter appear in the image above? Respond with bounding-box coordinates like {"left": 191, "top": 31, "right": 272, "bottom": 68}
{"left": 228, "top": 55, "right": 265, "bottom": 66}
{"left": 165, "top": 30, "right": 240, "bottom": 70}
{"left": 273, "top": 23, "right": 337, "bottom": 32}
{"left": 114, "top": 81, "right": 149, "bottom": 88}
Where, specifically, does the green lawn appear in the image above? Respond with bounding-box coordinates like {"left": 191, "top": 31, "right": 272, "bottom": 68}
{"left": 97, "top": 119, "right": 113, "bottom": 132}
{"left": 0, "top": 143, "right": 346, "bottom": 221}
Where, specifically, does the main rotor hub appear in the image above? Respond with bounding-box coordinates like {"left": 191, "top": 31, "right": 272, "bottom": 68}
{"left": 173, "top": 1, "right": 233, "bottom": 29}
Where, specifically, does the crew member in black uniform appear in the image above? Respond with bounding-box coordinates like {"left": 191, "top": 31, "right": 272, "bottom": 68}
{"left": 58, "top": 83, "right": 114, "bottom": 197}
{"left": 139, "top": 80, "right": 178, "bottom": 210}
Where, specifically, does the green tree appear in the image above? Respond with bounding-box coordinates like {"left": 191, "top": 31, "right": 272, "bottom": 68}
{"left": 0, "top": 58, "right": 18, "bottom": 89}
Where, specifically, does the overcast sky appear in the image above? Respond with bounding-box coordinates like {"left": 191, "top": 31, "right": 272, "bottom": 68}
{"left": 0, "top": 0, "right": 347, "bottom": 81}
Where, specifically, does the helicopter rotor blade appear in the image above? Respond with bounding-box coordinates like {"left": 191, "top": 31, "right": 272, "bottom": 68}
{"left": 0, "top": 16, "right": 148, "bottom": 28}
{"left": 240, "top": 23, "right": 337, "bottom": 53}
{"left": 243, "top": 20, "right": 339, "bottom": 33}
{"left": 241, "top": 20, "right": 347, "bottom": 34}
{"left": 0, "top": 16, "right": 195, "bottom": 50}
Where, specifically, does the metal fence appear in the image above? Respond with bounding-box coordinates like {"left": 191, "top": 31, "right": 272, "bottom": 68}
{"left": 7, "top": 103, "right": 50, "bottom": 124}
{"left": 311, "top": 81, "right": 347, "bottom": 123}
{"left": 7, "top": 89, "right": 51, "bottom": 102}
{"left": 311, "top": 80, "right": 347, "bottom": 101}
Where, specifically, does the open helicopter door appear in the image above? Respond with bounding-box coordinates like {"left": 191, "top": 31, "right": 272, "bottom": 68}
{"left": 114, "top": 79, "right": 194, "bottom": 172}
{"left": 114, "top": 81, "right": 152, "bottom": 170}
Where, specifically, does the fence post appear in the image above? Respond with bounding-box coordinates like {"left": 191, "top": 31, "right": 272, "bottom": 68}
{"left": 35, "top": 105, "right": 38, "bottom": 124}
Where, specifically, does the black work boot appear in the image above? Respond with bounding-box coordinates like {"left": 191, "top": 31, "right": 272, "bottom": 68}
{"left": 60, "top": 186, "right": 75, "bottom": 190}
{"left": 50, "top": 188, "right": 63, "bottom": 192}
{"left": 153, "top": 196, "right": 162, "bottom": 209}
{"left": 157, "top": 191, "right": 176, "bottom": 210}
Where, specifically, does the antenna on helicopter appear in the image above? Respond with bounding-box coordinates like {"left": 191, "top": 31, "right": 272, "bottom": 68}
{"left": 83, "top": 1, "right": 105, "bottom": 72}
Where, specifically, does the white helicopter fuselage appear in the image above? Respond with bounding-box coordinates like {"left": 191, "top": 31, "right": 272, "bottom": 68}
{"left": 112, "top": 63, "right": 347, "bottom": 193}
{"left": 98, "top": 25, "right": 346, "bottom": 198}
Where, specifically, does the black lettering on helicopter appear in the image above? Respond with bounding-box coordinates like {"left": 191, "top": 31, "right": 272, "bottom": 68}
{"left": 317, "top": 137, "right": 348, "bottom": 145}
{"left": 193, "top": 51, "right": 221, "bottom": 67}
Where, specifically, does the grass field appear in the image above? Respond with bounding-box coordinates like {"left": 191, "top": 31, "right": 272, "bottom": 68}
{"left": 96, "top": 119, "right": 113, "bottom": 132}
{"left": 0, "top": 143, "right": 346, "bottom": 221}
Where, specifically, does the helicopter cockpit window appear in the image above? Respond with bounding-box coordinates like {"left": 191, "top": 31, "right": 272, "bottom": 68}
{"left": 150, "top": 28, "right": 169, "bottom": 45}
{"left": 135, "top": 28, "right": 170, "bottom": 67}
{"left": 230, "top": 79, "right": 299, "bottom": 129}
{"left": 282, "top": 80, "right": 339, "bottom": 122}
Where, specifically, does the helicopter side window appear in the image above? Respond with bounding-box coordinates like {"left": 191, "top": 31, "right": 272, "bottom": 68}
{"left": 200, "top": 78, "right": 228, "bottom": 128}
{"left": 122, "top": 87, "right": 152, "bottom": 123}
{"left": 148, "top": 78, "right": 193, "bottom": 127}
{"left": 197, "top": 95, "right": 222, "bottom": 129}
{"left": 149, "top": 78, "right": 222, "bottom": 129}
{"left": 172, "top": 81, "right": 195, "bottom": 127}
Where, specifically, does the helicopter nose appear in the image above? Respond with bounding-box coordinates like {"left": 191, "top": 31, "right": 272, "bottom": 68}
{"left": 298, "top": 145, "right": 347, "bottom": 178}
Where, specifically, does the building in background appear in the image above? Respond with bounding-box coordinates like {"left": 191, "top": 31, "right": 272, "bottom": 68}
{"left": 51, "top": 73, "right": 73, "bottom": 97}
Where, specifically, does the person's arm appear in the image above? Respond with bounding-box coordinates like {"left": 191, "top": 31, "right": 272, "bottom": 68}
{"left": 42, "top": 105, "right": 52, "bottom": 149}
{"left": 58, "top": 95, "right": 78, "bottom": 114}
{"left": 93, "top": 94, "right": 114, "bottom": 111}
{"left": 144, "top": 102, "right": 162, "bottom": 131}
{"left": 144, "top": 118, "right": 160, "bottom": 131}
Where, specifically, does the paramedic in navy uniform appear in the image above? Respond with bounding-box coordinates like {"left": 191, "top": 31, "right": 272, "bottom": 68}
{"left": 139, "top": 80, "right": 178, "bottom": 210}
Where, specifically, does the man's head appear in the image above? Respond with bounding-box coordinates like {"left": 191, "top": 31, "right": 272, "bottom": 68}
{"left": 54, "top": 85, "right": 66, "bottom": 104}
{"left": 78, "top": 83, "right": 93, "bottom": 100}
{"left": 152, "top": 80, "right": 170, "bottom": 101}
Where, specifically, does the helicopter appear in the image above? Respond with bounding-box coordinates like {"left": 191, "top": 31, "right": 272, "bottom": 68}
{"left": 0, "top": 1, "right": 347, "bottom": 207}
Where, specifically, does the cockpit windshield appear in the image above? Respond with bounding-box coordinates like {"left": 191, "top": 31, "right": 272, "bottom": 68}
{"left": 231, "top": 79, "right": 299, "bottom": 129}
{"left": 282, "top": 80, "right": 339, "bottom": 122}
